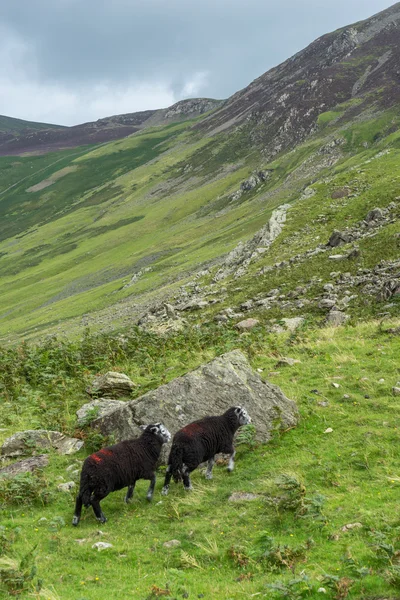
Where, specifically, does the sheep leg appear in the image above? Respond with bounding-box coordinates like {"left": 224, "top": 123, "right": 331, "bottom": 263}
{"left": 227, "top": 449, "right": 236, "bottom": 472}
{"left": 205, "top": 456, "right": 215, "bottom": 480}
{"left": 146, "top": 474, "right": 156, "bottom": 501}
{"left": 162, "top": 465, "right": 172, "bottom": 496}
{"left": 90, "top": 494, "right": 107, "bottom": 523}
{"left": 125, "top": 482, "right": 136, "bottom": 503}
{"left": 72, "top": 494, "right": 83, "bottom": 526}
{"left": 182, "top": 464, "right": 193, "bottom": 491}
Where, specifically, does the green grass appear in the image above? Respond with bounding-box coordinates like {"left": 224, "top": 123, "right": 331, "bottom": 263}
{"left": 1, "top": 319, "right": 400, "bottom": 598}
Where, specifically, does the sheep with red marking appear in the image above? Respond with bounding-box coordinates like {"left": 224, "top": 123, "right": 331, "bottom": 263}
{"left": 162, "top": 406, "right": 251, "bottom": 495}
{"left": 72, "top": 423, "right": 171, "bottom": 525}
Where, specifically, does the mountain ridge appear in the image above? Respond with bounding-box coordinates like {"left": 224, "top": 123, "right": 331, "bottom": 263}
{"left": 0, "top": 98, "right": 223, "bottom": 156}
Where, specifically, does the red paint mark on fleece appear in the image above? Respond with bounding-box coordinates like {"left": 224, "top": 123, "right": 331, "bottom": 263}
{"left": 90, "top": 454, "right": 102, "bottom": 463}
{"left": 90, "top": 448, "right": 113, "bottom": 463}
{"left": 99, "top": 449, "right": 113, "bottom": 457}
{"left": 182, "top": 423, "right": 204, "bottom": 437}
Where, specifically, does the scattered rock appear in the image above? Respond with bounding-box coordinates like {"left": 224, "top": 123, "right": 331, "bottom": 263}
{"left": 327, "top": 230, "right": 352, "bottom": 247}
{"left": 163, "top": 539, "right": 181, "bottom": 548}
{"left": 213, "top": 204, "right": 290, "bottom": 281}
{"left": 332, "top": 383, "right": 340, "bottom": 389}
{"left": 76, "top": 399, "right": 126, "bottom": 427}
{"left": 235, "top": 318, "right": 260, "bottom": 331}
{"left": 326, "top": 310, "right": 349, "bottom": 327}
{"left": 0, "top": 455, "right": 49, "bottom": 476}
{"left": 92, "top": 542, "right": 113, "bottom": 551}
{"left": 328, "top": 254, "right": 345, "bottom": 260}
{"left": 276, "top": 357, "right": 301, "bottom": 367}
{"left": 324, "top": 428, "right": 333, "bottom": 434}
{"left": 1, "top": 430, "right": 83, "bottom": 458}
{"left": 393, "top": 387, "right": 400, "bottom": 396}
{"left": 91, "top": 350, "right": 299, "bottom": 463}
{"left": 347, "top": 247, "right": 360, "bottom": 259}
{"left": 57, "top": 481, "right": 76, "bottom": 492}
{"left": 88, "top": 371, "right": 136, "bottom": 398}
{"left": 228, "top": 492, "right": 260, "bottom": 502}
{"left": 164, "top": 304, "right": 177, "bottom": 319}
{"left": 365, "top": 207, "right": 383, "bottom": 222}
{"left": 319, "top": 298, "right": 336, "bottom": 310}
{"left": 341, "top": 523, "right": 363, "bottom": 532}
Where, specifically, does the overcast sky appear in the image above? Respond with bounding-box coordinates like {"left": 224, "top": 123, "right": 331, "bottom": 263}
{"left": 0, "top": 0, "right": 395, "bottom": 126}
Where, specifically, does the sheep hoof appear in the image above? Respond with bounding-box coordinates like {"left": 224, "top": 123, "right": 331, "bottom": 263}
{"left": 184, "top": 485, "right": 193, "bottom": 492}
{"left": 124, "top": 496, "right": 132, "bottom": 504}
{"left": 205, "top": 472, "right": 213, "bottom": 480}
{"left": 146, "top": 494, "right": 153, "bottom": 502}
{"left": 161, "top": 487, "right": 169, "bottom": 496}
{"left": 97, "top": 515, "right": 107, "bottom": 523}
{"left": 227, "top": 466, "right": 234, "bottom": 473}
{"left": 72, "top": 516, "right": 79, "bottom": 526}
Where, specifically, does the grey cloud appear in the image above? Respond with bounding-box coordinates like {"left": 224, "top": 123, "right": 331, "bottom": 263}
{"left": 0, "top": 0, "right": 395, "bottom": 124}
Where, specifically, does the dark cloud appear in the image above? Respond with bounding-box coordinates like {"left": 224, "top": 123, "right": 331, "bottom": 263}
{"left": 0, "top": 0, "right": 394, "bottom": 124}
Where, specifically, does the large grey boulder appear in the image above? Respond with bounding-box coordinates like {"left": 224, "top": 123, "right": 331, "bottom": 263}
{"left": 88, "top": 371, "right": 136, "bottom": 398}
{"left": 87, "top": 350, "right": 299, "bottom": 463}
{"left": 1, "top": 430, "right": 83, "bottom": 458}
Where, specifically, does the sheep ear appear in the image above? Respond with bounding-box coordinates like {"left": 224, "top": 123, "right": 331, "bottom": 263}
{"left": 234, "top": 407, "right": 242, "bottom": 415}
{"left": 150, "top": 426, "right": 158, "bottom": 434}
{"left": 139, "top": 424, "right": 147, "bottom": 431}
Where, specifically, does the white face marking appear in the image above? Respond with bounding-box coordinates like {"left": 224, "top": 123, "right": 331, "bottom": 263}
{"left": 234, "top": 407, "right": 251, "bottom": 425}
{"left": 150, "top": 423, "right": 171, "bottom": 443}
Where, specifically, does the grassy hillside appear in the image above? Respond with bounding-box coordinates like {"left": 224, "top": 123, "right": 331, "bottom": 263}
{"left": 1, "top": 318, "right": 400, "bottom": 599}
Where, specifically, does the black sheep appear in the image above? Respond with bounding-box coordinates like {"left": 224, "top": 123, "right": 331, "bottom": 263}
{"left": 72, "top": 423, "right": 171, "bottom": 525}
{"left": 162, "top": 406, "right": 251, "bottom": 495}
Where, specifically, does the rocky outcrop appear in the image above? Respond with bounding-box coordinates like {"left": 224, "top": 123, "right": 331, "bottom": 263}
{"left": 1, "top": 430, "right": 83, "bottom": 458}
{"left": 214, "top": 204, "right": 290, "bottom": 281}
{"left": 83, "top": 350, "right": 299, "bottom": 463}
{"left": 88, "top": 371, "right": 136, "bottom": 398}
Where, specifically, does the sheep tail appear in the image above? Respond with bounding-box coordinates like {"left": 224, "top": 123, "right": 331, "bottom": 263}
{"left": 79, "top": 479, "right": 92, "bottom": 508}
{"left": 169, "top": 445, "right": 184, "bottom": 483}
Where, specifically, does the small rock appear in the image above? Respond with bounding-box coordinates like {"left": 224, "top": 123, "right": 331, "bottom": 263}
{"left": 319, "top": 298, "right": 336, "bottom": 310}
{"left": 324, "top": 428, "right": 333, "bottom": 434}
{"left": 1, "top": 430, "right": 83, "bottom": 458}
{"left": 341, "top": 523, "right": 363, "bottom": 532}
{"left": 343, "top": 394, "right": 350, "bottom": 399}
{"left": 326, "top": 310, "right": 349, "bottom": 327}
{"left": 318, "top": 401, "right": 329, "bottom": 407}
{"left": 393, "top": 387, "right": 400, "bottom": 396}
{"left": 0, "top": 455, "right": 49, "bottom": 476}
{"left": 76, "top": 399, "right": 126, "bottom": 427}
{"left": 228, "top": 492, "right": 260, "bottom": 502}
{"left": 276, "top": 357, "right": 301, "bottom": 367}
{"left": 378, "top": 379, "right": 385, "bottom": 384}
{"left": 347, "top": 247, "right": 360, "bottom": 259}
{"left": 332, "top": 383, "right": 340, "bottom": 389}
{"left": 235, "top": 318, "right": 260, "bottom": 331}
{"left": 92, "top": 542, "right": 113, "bottom": 551}
{"left": 74, "top": 539, "right": 87, "bottom": 544}
{"left": 57, "top": 481, "right": 76, "bottom": 492}
{"left": 328, "top": 254, "right": 345, "bottom": 260}
{"left": 365, "top": 207, "right": 383, "bottom": 222}
{"left": 163, "top": 539, "right": 181, "bottom": 548}
{"left": 88, "top": 371, "right": 136, "bottom": 398}
{"left": 317, "top": 588, "right": 327, "bottom": 594}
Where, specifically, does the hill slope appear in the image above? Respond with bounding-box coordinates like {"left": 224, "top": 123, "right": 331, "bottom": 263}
{"left": 0, "top": 2, "right": 399, "bottom": 343}
{"left": 0, "top": 98, "right": 222, "bottom": 156}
